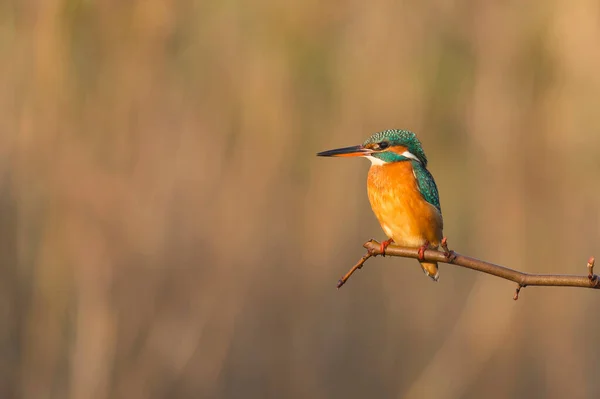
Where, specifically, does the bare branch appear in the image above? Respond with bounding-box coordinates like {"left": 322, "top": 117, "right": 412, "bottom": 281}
{"left": 337, "top": 253, "right": 373, "bottom": 289}
{"left": 337, "top": 239, "right": 599, "bottom": 298}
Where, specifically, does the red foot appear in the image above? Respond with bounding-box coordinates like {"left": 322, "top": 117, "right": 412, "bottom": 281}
{"left": 441, "top": 237, "right": 457, "bottom": 262}
{"left": 380, "top": 238, "right": 394, "bottom": 256}
{"left": 418, "top": 241, "right": 430, "bottom": 261}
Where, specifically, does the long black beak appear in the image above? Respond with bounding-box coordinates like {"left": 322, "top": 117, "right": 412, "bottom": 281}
{"left": 316, "top": 145, "right": 372, "bottom": 158}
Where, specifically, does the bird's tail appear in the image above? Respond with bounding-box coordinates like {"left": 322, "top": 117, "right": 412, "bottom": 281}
{"left": 420, "top": 261, "right": 439, "bottom": 282}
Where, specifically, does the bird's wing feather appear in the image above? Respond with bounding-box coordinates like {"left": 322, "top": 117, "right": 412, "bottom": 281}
{"left": 411, "top": 160, "right": 441, "bottom": 213}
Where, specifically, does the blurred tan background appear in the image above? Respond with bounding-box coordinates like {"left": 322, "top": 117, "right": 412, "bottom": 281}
{"left": 1, "top": 1, "right": 600, "bottom": 398}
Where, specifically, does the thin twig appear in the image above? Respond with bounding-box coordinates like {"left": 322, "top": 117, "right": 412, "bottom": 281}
{"left": 337, "top": 239, "right": 600, "bottom": 298}
{"left": 337, "top": 252, "right": 373, "bottom": 288}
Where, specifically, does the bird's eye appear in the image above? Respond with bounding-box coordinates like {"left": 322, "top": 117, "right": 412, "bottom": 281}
{"left": 378, "top": 141, "right": 389, "bottom": 150}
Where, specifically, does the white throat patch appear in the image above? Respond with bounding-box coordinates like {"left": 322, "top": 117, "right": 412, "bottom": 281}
{"left": 366, "top": 155, "right": 386, "bottom": 166}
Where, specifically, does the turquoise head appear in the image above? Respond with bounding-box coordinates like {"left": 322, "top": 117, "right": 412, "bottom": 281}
{"left": 317, "top": 129, "right": 428, "bottom": 166}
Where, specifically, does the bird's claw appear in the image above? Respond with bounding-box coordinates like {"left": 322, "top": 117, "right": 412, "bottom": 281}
{"left": 379, "top": 238, "right": 394, "bottom": 256}
{"left": 441, "top": 237, "right": 456, "bottom": 262}
{"left": 418, "top": 241, "right": 430, "bottom": 261}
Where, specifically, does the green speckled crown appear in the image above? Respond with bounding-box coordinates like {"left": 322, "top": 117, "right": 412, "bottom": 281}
{"left": 363, "top": 129, "right": 428, "bottom": 166}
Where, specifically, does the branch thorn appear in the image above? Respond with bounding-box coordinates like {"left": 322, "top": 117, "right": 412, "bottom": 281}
{"left": 587, "top": 256, "right": 598, "bottom": 286}
{"left": 513, "top": 284, "right": 523, "bottom": 301}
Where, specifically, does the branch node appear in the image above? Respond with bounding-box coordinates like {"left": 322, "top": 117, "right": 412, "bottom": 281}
{"left": 364, "top": 239, "right": 380, "bottom": 256}
{"left": 513, "top": 284, "right": 523, "bottom": 301}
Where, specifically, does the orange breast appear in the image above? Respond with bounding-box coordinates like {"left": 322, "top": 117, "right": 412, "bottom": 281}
{"left": 367, "top": 162, "right": 443, "bottom": 248}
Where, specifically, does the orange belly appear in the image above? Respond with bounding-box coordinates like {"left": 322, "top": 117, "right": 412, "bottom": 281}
{"left": 367, "top": 162, "right": 443, "bottom": 248}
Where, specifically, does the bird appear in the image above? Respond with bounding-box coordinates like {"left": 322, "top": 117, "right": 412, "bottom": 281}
{"left": 317, "top": 129, "right": 445, "bottom": 281}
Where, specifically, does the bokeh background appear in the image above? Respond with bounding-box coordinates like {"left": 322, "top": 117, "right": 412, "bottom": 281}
{"left": 2, "top": 1, "right": 600, "bottom": 398}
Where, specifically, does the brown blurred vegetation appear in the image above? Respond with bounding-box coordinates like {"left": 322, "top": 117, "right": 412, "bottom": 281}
{"left": 1, "top": 1, "right": 600, "bottom": 398}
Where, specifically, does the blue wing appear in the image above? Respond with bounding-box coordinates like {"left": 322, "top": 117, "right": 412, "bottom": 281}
{"left": 411, "top": 160, "right": 441, "bottom": 213}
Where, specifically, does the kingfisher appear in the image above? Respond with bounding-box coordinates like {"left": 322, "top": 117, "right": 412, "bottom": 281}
{"left": 317, "top": 129, "right": 444, "bottom": 281}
